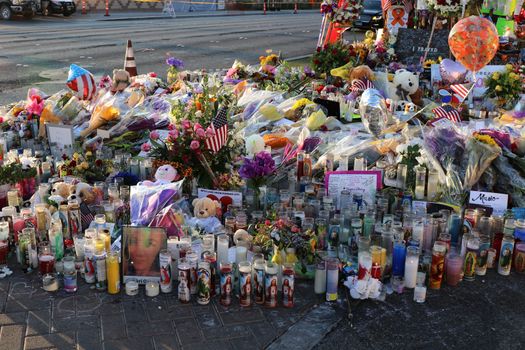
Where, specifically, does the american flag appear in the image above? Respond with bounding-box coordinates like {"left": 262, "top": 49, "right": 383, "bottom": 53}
{"left": 432, "top": 105, "right": 461, "bottom": 123}
{"left": 66, "top": 64, "right": 97, "bottom": 101}
{"left": 350, "top": 78, "right": 374, "bottom": 93}
{"left": 80, "top": 202, "right": 94, "bottom": 231}
{"left": 450, "top": 83, "right": 472, "bottom": 102}
{"left": 205, "top": 107, "right": 229, "bottom": 153}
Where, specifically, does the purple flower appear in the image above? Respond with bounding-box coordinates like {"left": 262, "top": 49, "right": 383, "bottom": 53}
{"left": 152, "top": 98, "right": 171, "bottom": 114}
{"left": 239, "top": 151, "right": 276, "bottom": 180}
{"left": 303, "top": 65, "right": 315, "bottom": 78}
{"left": 166, "top": 56, "right": 184, "bottom": 69}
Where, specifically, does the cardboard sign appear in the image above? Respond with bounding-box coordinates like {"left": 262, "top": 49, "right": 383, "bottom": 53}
{"left": 325, "top": 171, "right": 382, "bottom": 210}
{"left": 387, "top": 6, "right": 408, "bottom": 36}
{"left": 469, "top": 191, "right": 508, "bottom": 216}
{"left": 395, "top": 29, "right": 450, "bottom": 65}
{"left": 197, "top": 188, "right": 243, "bottom": 209}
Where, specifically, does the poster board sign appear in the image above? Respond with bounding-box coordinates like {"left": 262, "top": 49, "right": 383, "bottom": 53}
{"left": 122, "top": 226, "right": 167, "bottom": 284}
{"left": 387, "top": 6, "right": 408, "bottom": 36}
{"left": 46, "top": 124, "right": 74, "bottom": 156}
{"left": 431, "top": 64, "right": 505, "bottom": 97}
{"left": 469, "top": 191, "right": 508, "bottom": 216}
{"left": 325, "top": 171, "right": 382, "bottom": 210}
{"left": 198, "top": 188, "right": 243, "bottom": 208}
{"left": 395, "top": 29, "right": 450, "bottom": 65}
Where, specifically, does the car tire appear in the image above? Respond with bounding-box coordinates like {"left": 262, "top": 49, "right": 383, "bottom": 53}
{"left": 0, "top": 4, "right": 12, "bottom": 20}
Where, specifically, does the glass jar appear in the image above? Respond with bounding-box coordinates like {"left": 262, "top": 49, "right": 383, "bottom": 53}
{"left": 404, "top": 246, "right": 420, "bottom": 288}
{"left": 282, "top": 263, "right": 295, "bottom": 308}
{"left": 498, "top": 234, "right": 515, "bottom": 276}
{"left": 264, "top": 261, "right": 278, "bottom": 308}
{"left": 414, "top": 166, "right": 426, "bottom": 200}
{"left": 475, "top": 235, "right": 490, "bottom": 276}
{"left": 513, "top": 243, "right": 525, "bottom": 274}
{"left": 463, "top": 236, "right": 480, "bottom": 281}
{"left": 392, "top": 240, "right": 406, "bottom": 277}
{"left": 314, "top": 260, "right": 326, "bottom": 294}
{"left": 429, "top": 241, "right": 446, "bottom": 289}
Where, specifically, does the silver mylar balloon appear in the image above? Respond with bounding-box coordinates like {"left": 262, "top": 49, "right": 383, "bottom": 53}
{"left": 359, "top": 88, "right": 388, "bottom": 138}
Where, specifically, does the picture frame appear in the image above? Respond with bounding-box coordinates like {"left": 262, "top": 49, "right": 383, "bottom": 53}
{"left": 46, "top": 124, "right": 75, "bottom": 157}
{"left": 122, "top": 226, "right": 167, "bottom": 284}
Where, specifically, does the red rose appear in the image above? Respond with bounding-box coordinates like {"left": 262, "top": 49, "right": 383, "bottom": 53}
{"left": 331, "top": 49, "right": 338, "bottom": 55}
{"left": 95, "top": 159, "right": 103, "bottom": 167}
{"left": 69, "top": 160, "right": 77, "bottom": 167}
{"left": 313, "top": 59, "right": 320, "bottom": 65}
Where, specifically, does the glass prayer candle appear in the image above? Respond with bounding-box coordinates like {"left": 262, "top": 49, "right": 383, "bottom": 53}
{"left": 18, "top": 231, "right": 31, "bottom": 270}
{"left": 363, "top": 211, "right": 375, "bottom": 238}
{"left": 429, "top": 241, "right": 446, "bottom": 290}
{"left": 98, "top": 232, "right": 111, "bottom": 254}
{"left": 35, "top": 203, "right": 49, "bottom": 235}
{"left": 475, "top": 235, "right": 490, "bottom": 276}
{"left": 108, "top": 183, "right": 119, "bottom": 203}
{"left": 42, "top": 273, "right": 59, "bottom": 292}
{"left": 0, "top": 240, "right": 8, "bottom": 268}
{"left": 178, "top": 258, "right": 191, "bottom": 303}
{"left": 498, "top": 234, "right": 515, "bottom": 276}
{"left": 445, "top": 250, "right": 463, "bottom": 286}
{"left": 412, "top": 219, "right": 424, "bottom": 244}
{"left": 396, "top": 164, "right": 407, "bottom": 190}
{"left": 325, "top": 258, "right": 339, "bottom": 301}
{"left": 353, "top": 156, "right": 367, "bottom": 171}
{"left": 357, "top": 235, "right": 370, "bottom": 260}
{"left": 0, "top": 222, "right": 9, "bottom": 241}
{"left": 186, "top": 252, "right": 198, "bottom": 295}
{"left": 404, "top": 246, "right": 419, "bottom": 288}
{"left": 63, "top": 256, "right": 78, "bottom": 293}
{"left": 464, "top": 209, "right": 477, "bottom": 229}
{"left": 414, "top": 272, "right": 427, "bottom": 303}
{"left": 370, "top": 245, "right": 382, "bottom": 279}
{"left": 217, "top": 234, "right": 229, "bottom": 265}
{"left": 316, "top": 218, "right": 328, "bottom": 251}
{"left": 437, "top": 233, "right": 451, "bottom": 252}
{"left": 102, "top": 201, "right": 115, "bottom": 223}
{"left": 448, "top": 213, "right": 462, "bottom": 245}
{"left": 463, "top": 236, "right": 480, "bottom": 281}
{"left": 264, "top": 261, "right": 278, "bottom": 308}
{"left": 426, "top": 169, "right": 439, "bottom": 200}
{"left": 282, "top": 263, "right": 295, "bottom": 308}
{"left": 38, "top": 250, "right": 55, "bottom": 275}
{"left": 422, "top": 216, "right": 433, "bottom": 254}
{"left": 7, "top": 189, "right": 20, "bottom": 208}
{"left": 392, "top": 240, "right": 406, "bottom": 277}
{"left": 235, "top": 242, "right": 248, "bottom": 263}
{"left": 197, "top": 260, "right": 212, "bottom": 305}
{"left": 513, "top": 243, "right": 525, "bottom": 274}
{"left": 203, "top": 251, "right": 217, "bottom": 297}
{"left": 67, "top": 200, "right": 82, "bottom": 238}
{"left": 220, "top": 261, "right": 233, "bottom": 306}
{"left": 314, "top": 260, "right": 327, "bottom": 294}
{"left": 478, "top": 217, "right": 492, "bottom": 238}
{"left": 159, "top": 249, "right": 172, "bottom": 294}
{"left": 238, "top": 261, "right": 252, "bottom": 307}
{"left": 414, "top": 166, "right": 426, "bottom": 200}
{"left": 253, "top": 258, "right": 266, "bottom": 304}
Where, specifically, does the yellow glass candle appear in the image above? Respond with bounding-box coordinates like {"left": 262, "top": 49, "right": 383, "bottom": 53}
{"left": 106, "top": 252, "right": 120, "bottom": 294}
{"left": 370, "top": 245, "right": 382, "bottom": 266}
{"left": 95, "top": 238, "right": 105, "bottom": 254}
{"left": 99, "top": 232, "right": 111, "bottom": 253}
{"left": 380, "top": 248, "right": 387, "bottom": 270}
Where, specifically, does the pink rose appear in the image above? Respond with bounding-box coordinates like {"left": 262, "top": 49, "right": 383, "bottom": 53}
{"left": 196, "top": 128, "right": 206, "bottom": 138}
{"left": 141, "top": 143, "right": 151, "bottom": 152}
{"left": 182, "top": 120, "right": 191, "bottom": 129}
{"left": 194, "top": 123, "right": 203, "bottom": 131}
{"left": 206, "top": 127, "right": 215, "bottom": 137}
{"left": 148, "top": 72, "right": 157, "bottom": 77}
{"left": 150, "top": 130, "right": 160, "bottom": 140}
{"left": 168, "top": 129, "right": 179, "bottom": 139}
{"left": 190, "top": 140, "right": 200, "bottom": 150}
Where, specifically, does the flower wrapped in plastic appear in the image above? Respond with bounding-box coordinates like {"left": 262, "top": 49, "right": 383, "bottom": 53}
{"left": 463, "top": 133, "right": 501, "bottom": 190}
{"left": 130, "top": 180, "right": 183, "bottom": 226}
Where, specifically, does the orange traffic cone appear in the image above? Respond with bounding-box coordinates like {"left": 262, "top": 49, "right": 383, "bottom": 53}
{"left": 124, "top": 40, "right": 137, "bottom": 77}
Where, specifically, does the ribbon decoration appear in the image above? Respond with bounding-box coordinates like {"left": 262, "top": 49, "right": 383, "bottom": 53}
{"left": 391, "top": 7, "right": 405, "bottom": 26}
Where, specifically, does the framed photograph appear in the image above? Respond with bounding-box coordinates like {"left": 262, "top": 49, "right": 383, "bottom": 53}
{"left": 46, "top": 124, "right": 74, "bottom": 157}
{"left": 122, "top": 226, "right": 167, "bottom": 284}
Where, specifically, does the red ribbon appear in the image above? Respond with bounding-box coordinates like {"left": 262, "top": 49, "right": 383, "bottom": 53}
{"left": 391, "top": 8, "right": 405, "bottom": 26}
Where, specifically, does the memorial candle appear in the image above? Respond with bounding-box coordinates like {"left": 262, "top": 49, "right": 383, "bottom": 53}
{"left": 404, "top": 246, "right": 419, "bottom": 288}
{"left": 446, "top": 252, "right": 463, "bottom": 287}
{"left": 217, "top": 234, "right": 229, "bottom": 265}
{"left": 392, "top": 240, "right": 406, "bottom": 277}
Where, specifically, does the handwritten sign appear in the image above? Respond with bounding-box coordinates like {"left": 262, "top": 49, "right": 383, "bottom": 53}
{"left": 325, "top": 171, "right": 382, "bottom": 210}
{"left": 469, "top": 191, "right": 508, "bottom": 216}
{"left": 395, "top": 29, "right": 450, "bottom": 65}
{"left": 198, "top": 188, "right": 243, "bottom": 208}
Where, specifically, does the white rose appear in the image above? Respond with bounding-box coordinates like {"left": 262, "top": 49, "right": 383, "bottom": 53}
{"left": 245, "top": 134, "right": 265, "bottom": 156}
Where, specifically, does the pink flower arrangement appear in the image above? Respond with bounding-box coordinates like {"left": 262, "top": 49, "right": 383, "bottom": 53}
{"left": 26, "top": 95, "right": 44, "bottom": 116}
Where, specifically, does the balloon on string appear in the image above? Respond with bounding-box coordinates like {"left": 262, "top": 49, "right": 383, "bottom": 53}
{"left": 448, "top": 16, "right": 499, "bottom": 74}
{"left": 66, "top": 64, "right": 97, "bottom": 101}
{"left": 439, "top": 59, "right": 468, "bottom": 85}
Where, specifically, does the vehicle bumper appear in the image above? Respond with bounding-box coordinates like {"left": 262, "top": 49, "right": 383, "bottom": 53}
{"left": 48, "top": 2, "right": 76, "bottom": 13}
{"left": 10, "top": 3, "right": 35, "bottom": 14}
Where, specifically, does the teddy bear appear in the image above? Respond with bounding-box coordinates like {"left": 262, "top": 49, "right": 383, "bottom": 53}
{"left": 387, "top": 69, "right": 419, "bottom": 103}
{"left": 188, "top": 197, "right": 222, "bottom": 234}
{"left": 111, "top": 69, "right": 131, "bottom": 93}
{"left": 49, "top": 182, "right": 72, "bottom": 205}
{"left": 138, "top": 164, "right": 178, "bottom": 186}
{"left": 68, "top": 182, "right": 97, "bottom": 205}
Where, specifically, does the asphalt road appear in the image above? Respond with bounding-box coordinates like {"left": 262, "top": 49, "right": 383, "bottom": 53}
{"left": 0, "top": 11, "right": 364, "bottom": 105}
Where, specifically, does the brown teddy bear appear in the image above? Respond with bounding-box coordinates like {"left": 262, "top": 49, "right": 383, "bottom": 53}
{"left": 189, "top": 197, "right": 222, "bottom": 233}
{"left": 49, "top": 182, "right": 72, "bottom": 205}
{"left": 111, "top": 69, "right": 131, "bottom": 93}
{"left": 68, "top": 182, "right": 97, "bottom": 206}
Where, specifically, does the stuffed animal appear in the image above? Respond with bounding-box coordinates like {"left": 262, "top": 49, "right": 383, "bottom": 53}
{"left": 387, "top": 69, "right": 419, "bottom": 102}
{"left": 349, "top": 65, "right": 375, "bottom": 82}
{"left": 111, "top": 69, "right": 131, "bottom": 93}
{"left": 49, "top": 182, "right": 72, "bottom": 205}
{"left": 189, "top": 197, "right": 222, "bottom": 233}
{"left": 409, "top": 88, "right": 424, "bottom": 107}
{"left": 68, "top": 182, "right": 97, "bottom": 205}
{"left": 138, "top": 165, "right": 178, "bottom": 186}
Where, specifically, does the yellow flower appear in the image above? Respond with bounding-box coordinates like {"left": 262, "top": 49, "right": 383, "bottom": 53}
{"left": 492, "top": 72, "right": 500, "bottom": 80}
{"left": 509, "top": 72, "right": 518, "bottom": 80}
{"left": 292, "top": 98, "right": 314, "bottom": 110}
{"left": 474, "top": 134, "right": 498, "bottom": 148}
{"left": 506, "top": 64, "right": 514, "bottom": 72}
{"left": 73, "top": 152, "right": 80, "bottom": 160}
{"left": 85, "top": 151, "right": 93, "bottom": 157}
{"left": 81, "top": 161, "right": 89, "bottom": 170}
{"left": 495, "top": 85, "right": 503, "bottom": 92}
{"left": 76, "top": 165, "right": 83, "bottom": 171}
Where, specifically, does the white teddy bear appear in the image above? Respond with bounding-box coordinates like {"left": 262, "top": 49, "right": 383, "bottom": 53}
{"left": 387, "top": 69, "right": 419, "bottom": 102}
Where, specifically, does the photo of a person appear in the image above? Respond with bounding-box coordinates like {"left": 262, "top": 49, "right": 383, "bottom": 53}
{"left": 123, "top": 227, "right": 167, "bottom": 280}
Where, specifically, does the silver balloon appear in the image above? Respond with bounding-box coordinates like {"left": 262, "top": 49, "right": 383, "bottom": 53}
{"left": 359, "top": 88, "right": 389, "bottom": 138}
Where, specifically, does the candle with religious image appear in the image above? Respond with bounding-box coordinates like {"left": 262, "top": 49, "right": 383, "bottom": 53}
{"left": 253, "top": 257, "right": 265, "bottom": 304}
{"left": 282, "top": 263, "right": 295, "bottom": 308}
{"left": 239, "top": 261, "right": 252, "bottom": 307}
{"left": 159, "top": 249, "right": 172, "bottom": 293}
{"left": 178, "top": 258, "right": 191, "bottom": 303}
{"left": 187, "top": 252, "right": 198, "bottom": 295}
{"left": 429, "top": 241, "right": 446, "bottom": 290}
{"left": 264, "top": 261, "right": 278, "bottom": 308}
{"left": 498, "top": 234, "right": 515, "bottom": 276}
{"left": 220, "top": 262, "right": 233, "bottom": 306}
{"left": 463, "top": 236, "right": 479, "bottom": 281}
{"left": 197, "top": 260, "right": 211, "bottom": 305}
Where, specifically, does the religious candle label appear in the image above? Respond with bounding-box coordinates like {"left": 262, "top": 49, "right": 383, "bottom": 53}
{"left": 239, "top": 269, "right": 251, "bottom": 307}
{"left": 254, "top": 268, "right": 265, "bottom": 304}
{"left": 178, "top": 268, "right": 190, "bottom": 303}
{"left": 469, "top": 191, "right": 508, "bottom": 216}
{"left": 282, "top": 269, "right": 294, "bottom": 308}
{"left": 220, "top": 267, "right": 233, "bottom": 306}
{"left": 159, "top": 252, "right": 172, "bottom": 293}
{"left": 265, "top": 273, "right": 278, "bottom": 308}
{"left": 197, "top": 265, "right": 211, "bottom": 305}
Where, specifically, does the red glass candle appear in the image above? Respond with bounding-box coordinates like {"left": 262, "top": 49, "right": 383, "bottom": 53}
{"left": 0, "top": 241, "right": 8, "bottom": 267}
{"left": 12, "top": 215, "right": 25, "bottom": 244}
{"left": 38, "top": 254, "right": 55, "bottom": 275}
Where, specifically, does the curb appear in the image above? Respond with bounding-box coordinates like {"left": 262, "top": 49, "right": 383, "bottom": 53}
{"left": 265, "top": 303, "right": 345, "bottom": 350}
{"left": 95, "top": 10, "right": 315, "bottom": 21}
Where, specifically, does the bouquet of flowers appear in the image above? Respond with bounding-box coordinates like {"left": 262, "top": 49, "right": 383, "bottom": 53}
{"left": 484, "top": 64, "right": 524, "bottom": 109}
{"left": 166, "top": 56, "right": 184, "bottom": 85}
{"left": 463, "top": 132, "right": 501, "bottom": 190}
{"left": 58, "top": 152, "right": 113, "bottom": 182}
{"left": 425, "top": 0, "right": 465, "bottom": 18}
{"left": 239, "top": 151, "right": 276, "bottom": 200}
{"left": 329, "top": 0, "right": 362, "bottom": 26}
{"left": 312, "top": 41, "right": 356, "bottom": 75}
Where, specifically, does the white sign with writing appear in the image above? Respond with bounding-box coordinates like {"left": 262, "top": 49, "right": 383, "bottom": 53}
{"left": 469, "top": 191, "right": 509, "bottom": 215}
{"left": 198, "top": 188, "right": 243, "bottom": 207}
{"left": 325, "top": 171, "right": 382, "bottom": 210}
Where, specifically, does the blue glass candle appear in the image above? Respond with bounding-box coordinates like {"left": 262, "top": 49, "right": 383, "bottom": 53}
{"left": 448, "top": 213, "right": 462, "bottom": 245}
{"left": 392, "top": 240, "right": 406, "bottom": 276}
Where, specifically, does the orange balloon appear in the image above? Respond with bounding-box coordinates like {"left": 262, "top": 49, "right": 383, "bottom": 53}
{"left": 448, "top": 16, "right": 499, "bottom": 73}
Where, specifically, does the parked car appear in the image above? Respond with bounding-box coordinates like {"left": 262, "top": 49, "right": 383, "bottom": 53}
{"left": 354, "top": 0, "right": 383, "bottom": 30}
{"left": 0, "top": 0, "right": 36, "bottom": 19}
{"left": 39, "top": 0, "right": 76, "bottom": 16}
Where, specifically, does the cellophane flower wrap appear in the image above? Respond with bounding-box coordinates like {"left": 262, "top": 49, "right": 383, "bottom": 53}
{"left": 130, "top": 180, "right": 183, "bottom": 226}
{"left": 463, "top": 133, "right": 501, "bottom": 190}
